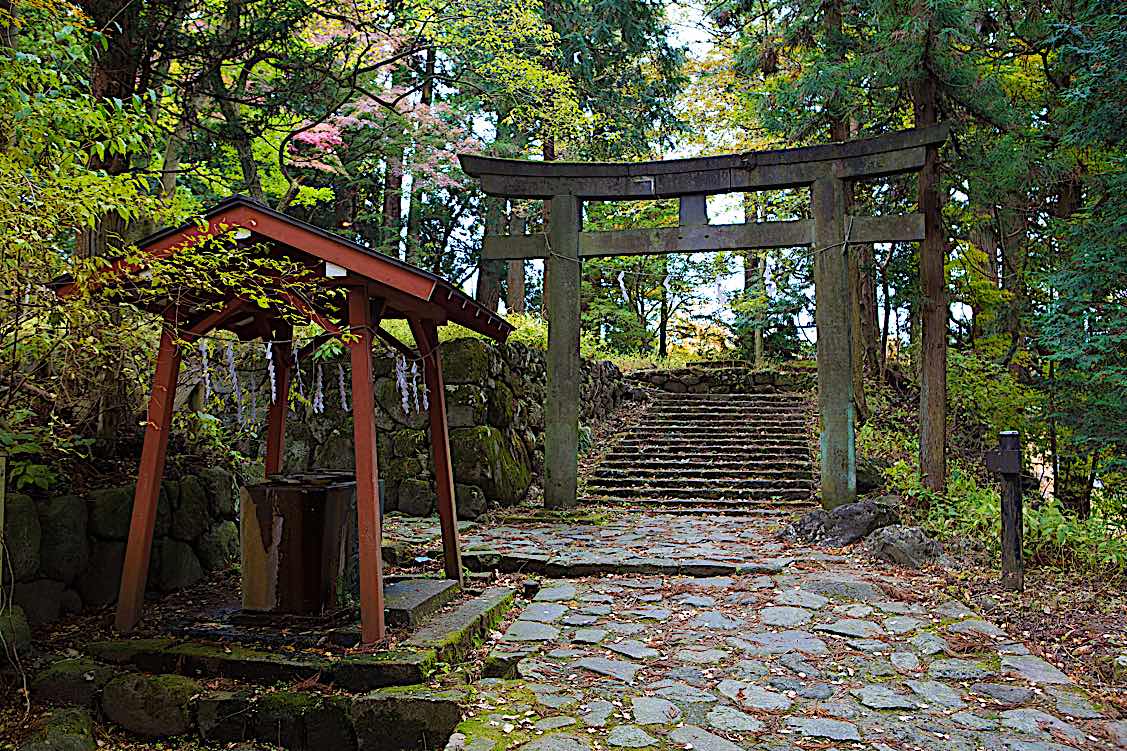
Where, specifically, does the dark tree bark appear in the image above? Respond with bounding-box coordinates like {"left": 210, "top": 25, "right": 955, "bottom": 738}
{"left": 475, "top": 196, "right": 505, "bottom": 311}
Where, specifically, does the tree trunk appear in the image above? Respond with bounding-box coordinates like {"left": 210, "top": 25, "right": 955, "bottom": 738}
{"left": 914, "top": 67, "right": 947, "bottom": 494}
{"left": 475, "top": 196, "right": 505, "bottom": 311}
{"left": 506, "top": 208, "right": 527, "bottom": 313}
{"left": 404, "top": 47, "right": 436, "bottom": 266}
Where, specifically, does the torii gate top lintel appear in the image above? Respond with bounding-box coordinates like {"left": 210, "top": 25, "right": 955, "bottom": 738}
{"left": 459, "top": 124, "right": 949, "bottom": 200}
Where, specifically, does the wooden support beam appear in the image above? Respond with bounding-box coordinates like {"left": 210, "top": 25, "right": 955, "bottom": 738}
{"left": 679, "top": 195, "right": 708, "bottom": 226}
{"left": 409, "top": 317, "right": 464, "bottom": 585}
{"left": 483, "top": 221, "right": 814, "bottom": 261}
{"left": 264, "top": 323, "right": 292, "bottom": 477}
{"left": 348, "top": 287, "right": 386, "bottom": 644}
{"left": 811, "top": 176, "right": 857, "bottom": 509}
{"left": 544, "top": 194, "right": 582, "bottom": 509}
{"left": 115, "top": 325, "right": 183, "bottom": 632}
{"left": 846, "top": 213, "right": 926, "bottom": 244}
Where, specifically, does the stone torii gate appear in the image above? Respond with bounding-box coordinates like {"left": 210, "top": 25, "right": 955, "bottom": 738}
{"left": 460, "top": 125, "right": 949, "bottom": 509}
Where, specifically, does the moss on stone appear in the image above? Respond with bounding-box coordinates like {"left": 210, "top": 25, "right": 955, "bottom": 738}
{"left": 449, "top": 426, "right": 531, "bottom": 505}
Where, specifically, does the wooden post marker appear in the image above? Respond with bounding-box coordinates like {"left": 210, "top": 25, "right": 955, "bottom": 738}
{"left": 986, "top": 430, "right": 1023, "bottom": 592}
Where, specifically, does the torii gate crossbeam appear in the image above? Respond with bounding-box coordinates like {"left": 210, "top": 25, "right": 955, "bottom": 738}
{"left": 460, "top": 125, "right": 949, "bottom": 510}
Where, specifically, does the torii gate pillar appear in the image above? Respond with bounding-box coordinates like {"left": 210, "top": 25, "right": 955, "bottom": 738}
{"left": 544, "top": 195, "right": 583, "bottom": 508}
{"left": 812, "top": 176, "right": 856, "bottom": 507}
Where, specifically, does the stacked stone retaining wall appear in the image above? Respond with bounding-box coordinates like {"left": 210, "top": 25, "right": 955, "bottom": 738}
{"left": 2, "top": 468, "right": 239, "bottom": 629}
{"left": 286, "top": 339, "right": 629, "bottom": 519}
{"left": 626, "top": 362, "right": 816, "bottom": 394}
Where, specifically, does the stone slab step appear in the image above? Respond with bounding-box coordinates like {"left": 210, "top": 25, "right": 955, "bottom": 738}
{"left": 405, "top": 586, "right": 515, "bottom": 661}
{"left": 584, "top": 485, "right": 813, "bottom": 501}
{"left": 587, "top": 475, "right": 813, "bottom": 490}
{"left": 638, "top": 416, "right": 809, "bottom": 425}
{"left": 603, "top": 449, "right": 812, "bottom": 462}
{"left": 86, "top": 637, "right": 435, "bottom": 692}
{"left": 590, "top": 466, "right": 813, "bottom": 480}
{"left": 650, "top": 405, "right": 807, "bottom": 415}
{"left": 615, "top": 439, "right": 810, "bottom": 451}
{"left": 583, "top": 494, "right": 816, "bottom": 509}
{"left": 385, "top": 578, "right": 462, "bottom": 629}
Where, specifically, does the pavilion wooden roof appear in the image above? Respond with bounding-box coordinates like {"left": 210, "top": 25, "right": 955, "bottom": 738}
{"left": 56, "top": 196, "right": 513, "bottom": 342}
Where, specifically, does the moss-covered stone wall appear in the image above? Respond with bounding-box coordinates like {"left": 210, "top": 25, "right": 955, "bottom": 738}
{"left": 626, "top": 361, "right": 816, "bottom": 394}
{"left": 2, "top": 468, "right": 239, "bottom": 629}
{"left": 284, "top": 339, "right": 629, "bottom": 519}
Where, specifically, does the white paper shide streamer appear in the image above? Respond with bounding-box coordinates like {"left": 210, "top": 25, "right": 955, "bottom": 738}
{"left": 226, "top": 343, "right": 242, "bottom": 426}
{"left": 265, "top": 341, "right": 277, "bottom": 403}
{"left": 313, "top": 363, "right": 324, "bottom": 414}
{"left": 338, "top": 363, "right": 349, "bottom": 412}
{"left": 199, "top": 340, "right": 211, "bottom": 402}
{"left": 395, "top": 353, "right": 411, "bottom": 415}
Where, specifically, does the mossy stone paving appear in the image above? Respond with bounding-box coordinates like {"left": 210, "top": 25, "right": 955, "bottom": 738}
{"left": 457, "top": 515, "right": 1124, "bottom": 750}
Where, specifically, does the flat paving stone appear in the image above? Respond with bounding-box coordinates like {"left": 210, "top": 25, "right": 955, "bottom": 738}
{"left": 760, "top": 605, "right": 812, "bottom": 627}
{"left": 736, "top": 630, "right": 828, "bottom": 655}
{"left": 521, "top": 603, "right": 569, "bottom": 623}
{"left": 517, "top": 735, "right": 591, "bottom": 751}
{"left": 928, "top": 658, "right": 995, "bottom": 681}
{"left": 814, "top": 618, "right": 884, "bottom": 638}
{"left": 718, "top": 680, "right": 791, "bottom": 710}
{"left": 562, "top": 614, "right": 598, "bottom": 627}
{"left": 785, "top": 716, "right": 862, "bottom": 741}
{"left": 579, "top": 699, "right": 614, "bottom": 727}
{"left": 891, "top": 651, "right": 921, "bottom": 672}
{"left": 1002, "top": 654, "right": 1071, "bottom": 684}
{"left": 775, "top": 588, "right": 829, "bottom": 609}
{"left": 705, "top": 705, "right": 763, "bottom": 732}
{"left": 972, "top": 682, "right": 1034, "bottom": 705}
{"left": 630, "top": 696, "right": 681, "bottom": 725}
{"left": 606, "top": 622, "right": 645, "bottom": 635}
{"left": 675, "top": 648, "right": 728, "bottom": 664}
{"left": 906, "top": 679, "right": 966, "bottom": 708}
{"left": 628, "top": 607, "right": 670, "bottom": 620}
{"left": 606, "top": 640, "right": 658, "bottom": 660}
{"left": 669, "top": 725, "right": 744, "bottom": 751}
{"left": 884, "top": 615, "right": 924, "bottom": 635}
{"left": 503, "top": 621, "right": 561, "bottom": 642}
{"left": 571, "top": 628, "right": 606, "bottom": 645}
{"left": 654, "top": 683, "right": 718, "bottom": 704}
{"left": 675, "top": 594, "right": 715, "bottom": 608}
{"left": 607, "top": 725, "right": 657, "bottom": 748}
{"left": 1049, "top": 688, "right": 1101, "bottom": 719}
{"left": 949, "top": 619, "right": 1008, "bottom": 638}
{"left": 383, "top": 578, "right": 461, "bottom": 628}
{"left": 911, "top": 631, "right": 951, "bottom": 655}
{"left": 575, "top": 657, "right": 639, "bottom": 683}
{"left": 536, "top": 585, "right": 578, "bottom": 602}
{"left": 692, "top": 611, "right": 742, "bottom": 629}
{"left": 1000, "top": 708, "right": 1086, "bottom": 743}
{"left": 535, "top": 716, "right": 577, "bottom": 730}
{"left": 852, "top": 684, "right": 917, "bottom": 709}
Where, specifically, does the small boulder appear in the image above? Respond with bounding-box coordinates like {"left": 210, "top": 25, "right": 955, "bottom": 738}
{"left": 398, "top": 479, "right": 435, "bottom": 516}
{"left": 37, "top": 496, "right": 89, "bottom": 584}
{"left": 199, "top": 467, "right": 236, "bottom": 518}
{"left": 75, "top": 541, "right": 124, "bottom": 607}
{"left": 18, "top": 707, "right": 95, "bottom": 751}
{"left": 156, "top": 540, "right": 204, "bottom": 591}
{"left": 788, "top": 497, "right": 899, "bottom": 547}
{"left": 865, "top": 525, "right": 946, "bottom": 568}
{"left": 32, "top": 658, "right": 115, "bottom": 708}
{"left": 856, "top": 457, "right": 889, "bottom": 494}
{"left": 0, "top": 605, "right": 32, "bottom": 656}
{"left": 171, "top": 476, "right": 210, "bottom": 542}
{"left": 5, "top": 494, "right": 41, "bottom": 581}
{"left": 14, "top": 579, "right": 66, "bottom": 625}
{"left": 196, "top": 521, "right": 239, "bottom": 572}
{"left": 101, "top": 673, "right": 199, "bottom": 737}
{"left": 455, "top": 484, "right": 487, "bottom": 520}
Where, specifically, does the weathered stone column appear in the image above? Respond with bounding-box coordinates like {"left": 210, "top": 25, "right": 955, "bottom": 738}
{"left": 544, "top": 194, "right": 581, "bottom": 508}
{"left": 812, "top": 175, "right": 857, "bottom": 508}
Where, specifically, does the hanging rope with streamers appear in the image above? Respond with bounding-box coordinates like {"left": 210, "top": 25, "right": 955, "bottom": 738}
{"left": 410, "top": 360, "right": 421, "bottom": 413}
{"left": 265, "top": 341, "right": 277, "bottom": 403}
{"left": 226, "top": 343, "right": 242, "bottom": 426}
{"left": 337, "top": 363, "right": 349, "bottom": 412}
{"left": 395, "top": 353, "right": 411, "bottom": 415}
{"left": 199, "top": 340, "right": 211, "bottom": 402}
{"left": 313, "top": 362, "right": 324, "bottom": 414}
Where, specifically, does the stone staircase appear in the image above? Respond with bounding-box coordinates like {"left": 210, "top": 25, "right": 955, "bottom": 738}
{"left": 582, "top": 391, "right": 817, "bottom": 509}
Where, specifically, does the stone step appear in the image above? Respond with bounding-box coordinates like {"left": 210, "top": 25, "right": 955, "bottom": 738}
{"left": 625, "top": 427, "right": 809, "bottom": 439}
{"left": 639, "top": 415, "right": 809, "bottom": 424}
{"left": 587, "top": 475, "right": 814, "bottom": 490}
{"left": 595, "top": 458, "right": 813, "bottom": 472}
{"left": 583, "top": 488, "right": 814, "bottom": 502}
{"left": 651, "top": 404, "right": 807, "bottom": 413}
{"left": 603, "top": 449, "right": 812, "bottom": 462}
{"left": 633, "top": 424, "right": 809, "bottom": 433}
{"left": 589, "top": 466, "right": 813, "bottom": 480}
{"left": 615, "top": 438, "right": 810, "bottom": 450}
{"left": 583, "top": 484, "right": 813, "bottom": 500}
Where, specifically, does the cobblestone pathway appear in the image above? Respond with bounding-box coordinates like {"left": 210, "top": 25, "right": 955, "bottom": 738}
{"left": 449, "top": 513, "right": 1126, "bottom": 751}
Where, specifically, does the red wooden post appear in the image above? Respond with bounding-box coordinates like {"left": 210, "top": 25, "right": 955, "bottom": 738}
{"left": 409, "top": 317, "right": 463, "bottom": 585}
{"left": 264, "top": 326, "right": 292, "bottom": 477}
{"left": 348, "top": 288, "right": 386, "bottom": 643}
{"left": 116, "top": 325, "right": 183, "bottom": 632}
